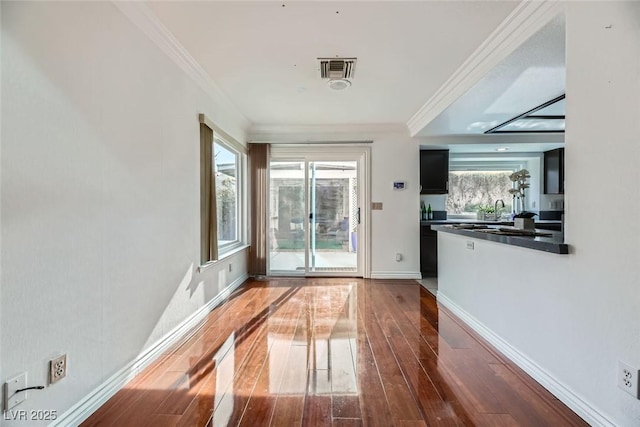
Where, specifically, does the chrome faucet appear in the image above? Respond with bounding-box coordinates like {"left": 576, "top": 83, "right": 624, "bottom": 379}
{"left": 494, "top": 199, "right": 505, "bottom": 221}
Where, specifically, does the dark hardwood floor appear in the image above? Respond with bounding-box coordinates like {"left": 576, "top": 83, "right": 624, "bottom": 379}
{"left": 81, "top": 278, "right": 588, "bottom": 426}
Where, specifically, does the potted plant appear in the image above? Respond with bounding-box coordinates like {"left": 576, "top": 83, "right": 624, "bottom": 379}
{"left": 476, "top": 205, "right": 495, "bottom": 220}
{"left": 508, "top": 169, "right": 537, "bottom": 229}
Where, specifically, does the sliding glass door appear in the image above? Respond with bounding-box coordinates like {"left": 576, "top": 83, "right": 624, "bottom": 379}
{"left": 269, "top": 161, "right": 306, "bottom": 273}
{"left": 308, "top": 161, "right": 358, "bottom": 273}
{"left": 268, "top": 153, "right": 363, "bottom": 276}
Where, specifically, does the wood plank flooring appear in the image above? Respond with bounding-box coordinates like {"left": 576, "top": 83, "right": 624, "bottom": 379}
{"left": 81, "top": 278, "right": 588, "bottom": 427}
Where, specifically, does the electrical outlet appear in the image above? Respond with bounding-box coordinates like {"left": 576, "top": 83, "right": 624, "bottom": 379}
{"left": 4, "top": 372, "right": 27, "bottom": 410}
{"left": 49, "top": 354, "right": 67, "bottom": 385}
{"left": 466, "top": 241, "right": 474, "bottom": 250}
{"left": 618, "top": 361, "right": 639, "bottom": 398}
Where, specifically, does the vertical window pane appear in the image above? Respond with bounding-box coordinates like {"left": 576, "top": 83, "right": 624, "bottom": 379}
{"left": 214, "top": 141, "right": 238, "bottom": 246}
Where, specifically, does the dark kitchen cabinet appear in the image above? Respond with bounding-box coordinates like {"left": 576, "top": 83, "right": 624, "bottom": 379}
{"left": 421, "top": 226, "right": 438, "bottom": 277}
{"left": 544, "top": 148, "right": 564, "bottom": 194}
{"left": 420, "top": 150, "right": 449, "bottom": 194}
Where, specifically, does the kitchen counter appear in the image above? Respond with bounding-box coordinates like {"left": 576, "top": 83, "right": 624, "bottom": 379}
{"left": 431, "top": 224, "right": 568, "bottom": 254}
{"left": 421, "top": 219, "right": 561, "bottom": 226}
{"left": 422, "top": 219, "right": 562, "bottom": 231}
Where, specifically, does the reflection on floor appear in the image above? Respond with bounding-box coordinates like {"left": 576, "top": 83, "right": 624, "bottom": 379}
{"left": 81, "top": 278, "right": 588, "bottom": 427}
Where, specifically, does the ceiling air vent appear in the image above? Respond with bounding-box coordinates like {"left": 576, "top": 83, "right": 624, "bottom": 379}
{"left": 318, "top": 58, "right": 357, "bottom": 80}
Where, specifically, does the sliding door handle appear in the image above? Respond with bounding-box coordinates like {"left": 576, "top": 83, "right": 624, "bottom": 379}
{"left": 356, "top": 207, "right": 361, "bottom": 224}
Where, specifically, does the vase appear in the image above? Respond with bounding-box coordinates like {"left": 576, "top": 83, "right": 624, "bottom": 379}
{"left": 518, "top": 195, "right": 527, "bottom": 213}
{"left": 515, "top": 218, "right": 535, "bottom": 230}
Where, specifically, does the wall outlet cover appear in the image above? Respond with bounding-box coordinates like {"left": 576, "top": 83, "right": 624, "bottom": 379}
{"left": 618, "top": 360, "right": 640, "bottom": 398}
{"left": 4, "top": 372, "right": 27, "bottom": 410}
{"left": 50, "top": 354, "right": 67, "bottom": 385}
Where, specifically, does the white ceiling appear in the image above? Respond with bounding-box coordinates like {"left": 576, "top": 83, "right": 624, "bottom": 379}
{"left": 143, "top": 1, "right": 567, "bottom": 154}
{"left": 145, "top": 1, "right": 519, "bottom": 127}
{"left": 419, "top": 14, "right": 566, "bottom": 137}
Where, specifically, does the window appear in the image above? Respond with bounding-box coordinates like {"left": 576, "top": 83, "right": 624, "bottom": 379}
{"left": 447, "top": 170, "right": 515, "bottom": 215}
{"left": 214, "top": 139, "right": 239, "bottom": 248}
{"left": 446, "top": 157, "right": 536, "bottom": 218}
{"left": 199, "top": 114, "right": 246, "bottom": 265}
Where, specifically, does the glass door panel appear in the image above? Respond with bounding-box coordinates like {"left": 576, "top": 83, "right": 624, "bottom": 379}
{"left": 269, "top": 161, "right": 306, "bottom": 274}
{"left": 308, "top": 161, "right": 358, "bottom": 274}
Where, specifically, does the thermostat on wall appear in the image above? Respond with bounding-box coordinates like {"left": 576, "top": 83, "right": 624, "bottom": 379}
{"left": 393, "top": 181, "right": 406, "bottom": 190}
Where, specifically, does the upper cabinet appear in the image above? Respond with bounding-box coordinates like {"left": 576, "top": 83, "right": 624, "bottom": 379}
{"left": 544, "top": 148, "right": 564, "bottom": 194}
{"left": 420, "top": 150, "right": 449, "bottom": 194}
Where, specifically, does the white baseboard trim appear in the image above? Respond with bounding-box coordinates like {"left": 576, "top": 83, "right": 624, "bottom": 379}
{"left": 51, "top": 273, "right": 249, "bottom": 427}
{"left": 437, "top": 292, "right": 615, "bottom": 427}
{"left": 370, "top": 271, "right": 422, "bottom": 280}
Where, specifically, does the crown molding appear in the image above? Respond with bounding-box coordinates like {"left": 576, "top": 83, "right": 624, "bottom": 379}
{"left": 407, "top": 0, "right": 565, "bottom": 137}
{"left": 248, "top": 123, "right": 409, "bottom": 143}
{"left": 112, "top": 1, "right": 250, "bottom": 131}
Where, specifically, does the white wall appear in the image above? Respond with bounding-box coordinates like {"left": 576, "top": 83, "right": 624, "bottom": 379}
{"left": 1, "top": 2, "right": 248, "bottom": 424}
{"left": 370, "top": 135, "right": 421, "bottom": 278}
{"left": 438, "top": 2, "right": 640, "bottom": 426}
{"left": 249, "top": 126, "right": 422, "bottom": 279}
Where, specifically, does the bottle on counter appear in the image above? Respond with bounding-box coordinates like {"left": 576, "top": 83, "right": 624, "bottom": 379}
{"left": 427, "top": 204, "right": 433, "bottom": 220}
{"left": 421, "top": 201, "right": 427, "bottom": 221}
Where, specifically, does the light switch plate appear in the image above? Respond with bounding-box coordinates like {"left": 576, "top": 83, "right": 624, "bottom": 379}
{"left": 4, "top": 372, "right": 27, "bottom": 410}
{"left": 372, "top": 202, "right": 383, "bottom": 210}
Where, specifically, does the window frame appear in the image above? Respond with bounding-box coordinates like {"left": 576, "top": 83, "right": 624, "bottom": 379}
{"left": 213, "top": 136, "right": 242, "bottom": 252}
{"left": 199, "top": 114, "right": 247, "bottom": 267}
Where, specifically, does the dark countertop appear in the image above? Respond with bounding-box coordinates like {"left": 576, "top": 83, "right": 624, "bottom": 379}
{"left": 421, "top": 219, "right": 562, "bottom": 226}
{"left": 431, "top": 224, "right": 569, "bottom": 255}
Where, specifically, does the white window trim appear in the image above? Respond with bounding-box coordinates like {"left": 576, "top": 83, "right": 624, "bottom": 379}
{"left": 199, "top": 114, "right": 248, "bottom": 267}
{"left": 198, "top": 243, "right": 250, "bottom": 273}
{"left": 214, "top": 136, "right": 245, "bottom": 255}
